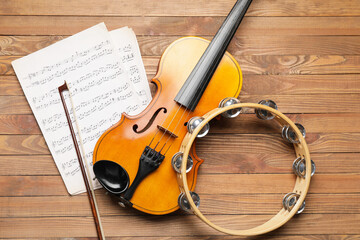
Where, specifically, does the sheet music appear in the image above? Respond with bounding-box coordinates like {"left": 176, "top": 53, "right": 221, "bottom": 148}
{"left": 110, "top": 27, "right": 152, "bottom": 108}
{"left": 12, "top": 23, "right": 149, "bottom": 195}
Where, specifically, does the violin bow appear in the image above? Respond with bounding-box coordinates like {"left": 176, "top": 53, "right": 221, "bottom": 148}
{"left": 58, "top": 82, "right": 105, "bottom": 240}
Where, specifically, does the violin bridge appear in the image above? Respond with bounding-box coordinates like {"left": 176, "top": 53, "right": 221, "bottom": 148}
{"left": 157, "top": 125, "right": 178, "bottom": 138}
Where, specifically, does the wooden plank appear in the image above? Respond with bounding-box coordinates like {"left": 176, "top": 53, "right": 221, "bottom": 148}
{"left": 0, "top": 135, "right": 48, "bottom": 155}
{"left": 0, "top": 16, "right": 359, "bottom": 36}
{"left": 0, "top": 214, "right": 360, "bottom": 237}
{"left": 196, "top": 132, "right": 360, "bottom": 153}
{"left": 195, "top": 174, "right": 360, "bottom": 194}
{"left": 196, "top": 193, "right": 360, "bottom": 215}
{"left": 238, "top": 94, "right": 360, "bottom": 113}
{"left": 1, "top": 236, "right": 360, "bottom": 240}
{"left": 144, "top": 35, "right": 360, "bottom": 56}
{"left": 0, "top": 151, "right": 359, "bottom": 176}
{"left": 0, "top": 174, "right": 358, "bottom": 196}
{"left": 241, "top": 75, "right": 360, "bottom": 95}
{"left": 0, "top": 36, "right": 65, "bottom": 56}
{"left": 2, "top": 94, "right": 360, "bottom": 115}
{"left": 209, "top": 113, "right": 360, "bottom": 134}
{"left": 1, "top": 113, "right": 359, "bottom": 135}
{"left": 3, "top": 55, "right": 360, "bottom": 76}
{"left": 0, "top": 176, "right": 68, "bottom": 196}
{"left": 198, "top": 152, "right": 360, "bottom": 174}
{"left": 3, "top": 35, "right": 360, "bottom": 56}
{"left": 0, "top": 76, "right": 23, "bottom": 95}
{"left": 0, "top": 115, "right": 40, "bottom": 134}
{"left": 1, "top": 193, "right": 358, "bottom": 218}
{"left": 3, "top": 74, "right": 360, "bottom": 96}
{"left": 0, "top": 56, "right": 18, "bottom": 75}
{"left": 0, "top": 155, "right": 57, "bottom": 176}
{"left": 0, "top": 0, "right": 358, "bottom": 239}
{"left": 236, "top": 55, "right": 360, "bottom": 75}
{"left": 2, "top": 132, "right": 360, "bottom": 155}
{"left": 0, "top": 96, "right": 30, "bottom": 114}
{"left": 0, "top": 0, "right": 359, "bottom": 17}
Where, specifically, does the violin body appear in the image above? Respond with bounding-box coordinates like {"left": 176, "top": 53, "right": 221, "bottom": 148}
{"left": 93, "top": 36, "right": 242, "bottom": 215}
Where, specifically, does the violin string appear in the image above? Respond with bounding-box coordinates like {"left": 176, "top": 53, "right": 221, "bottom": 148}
{"left": 147, "top": 103, "right": 180, "bottom": 148}
{"left": 157, "top": 85, "right": 203, "bottom": 154}
{"left": 163, "top": 109, "right": 192, "bottom": 155}
{"left": 160, "top": 106, "right": 191, "bottom": 153}
{"left": 159, "top": 106, "right": 188, "bottom": 152}
{"left": 147, "top": 90, "right": 194, "bottom": 156}
{"left": 148, "top": 104, "right": 182, "bottom": 150}
{"left": 160, "top": 90, "right": 195, "bottom": 154}
{"left": 153, "top": 103, "right": 184, "bottom": 152}
{"left": 147, "top": 122, "right": 163, "bottom": 147}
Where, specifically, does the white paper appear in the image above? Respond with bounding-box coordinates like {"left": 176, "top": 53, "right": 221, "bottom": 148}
{"left": 110, "top": 27, "right": 152, "bottom": 108}
{"left": 12, "top": 23, "right": 146, "bottom": 195}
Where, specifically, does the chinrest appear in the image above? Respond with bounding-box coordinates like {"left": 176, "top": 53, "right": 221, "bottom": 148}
{"left": 93, "top": 160, "right": 129, "bottom": 195}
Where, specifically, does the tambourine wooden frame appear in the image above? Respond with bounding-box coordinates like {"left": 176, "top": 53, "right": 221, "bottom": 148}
{"left": 176, "top": 102, "right": 312, "bottom": 236}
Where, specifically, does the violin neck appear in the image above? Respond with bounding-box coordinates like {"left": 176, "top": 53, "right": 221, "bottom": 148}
{"left": 174, "top": 0, "right": 252, "bottom": 111}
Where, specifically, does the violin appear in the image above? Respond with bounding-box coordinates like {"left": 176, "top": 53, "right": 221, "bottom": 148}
{"left": 93, "top": 0, "right": 252, "bottom": 215}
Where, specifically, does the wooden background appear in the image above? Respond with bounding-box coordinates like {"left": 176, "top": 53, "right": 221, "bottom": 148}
{"left": 1, "top": 0, "right": 360, "bottom": 239}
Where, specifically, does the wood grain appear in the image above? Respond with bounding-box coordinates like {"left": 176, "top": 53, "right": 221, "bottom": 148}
{"left": 0, "top": 0, "right": 359, "bottom": 238}
{"left": 14, "top": 237, "right": 360, "bottom": 240}
{"left": 236, "top": 55, "right": 360, "bottom": 75}
{"left": 2, "top": 35, "right": 360, "bottom": 56}
{"left": 1, "top": 132, "right": 360, "bottom": 156}
{"left": 0, "top": 0, "right": 360, "bottom": 17}
{"left": 3, "top": 55, "right": 360, "bottom": 76}
{"left": 1, "top": 152, "right": 359, "bottom": 176}
{"left": 2, "top": 94, "right": 360, "bottom": 115}
{"left": 1, "top": 113, "right": 359, "bottom": 134}
{"left": 240, "top": 75, "right": 360, "bottom": 95}
{"left": 1, "top": 193, "right": 359, "bottom": 217}
{"left": 0, "top": 16, "right": 359, "bottom": 36}
{"left": 0, "top": 237, "right": 357, "bottom": 240}
{"left": 0, "top": 174, "right": 357, "bottom": 197}
{"left": 0, "top": 155, "right": 57, "bottom": 176}
{"left": 0, "top": 135, "right": 48, "bottom": 155}
{"left": 0, "top": 214, "right": 360, "bottom": 238}
{"left": 198, "top": 152, "right": 360, "bottom": 174}
{"left": 238, "top": 94, "right": 360, "bottom": 113}
{"left": 209, "top": 113, "right": 360, "bottom": 133}
{"left": 1, "top": 236, "right": 359, "bottom": 240}
{"left": 0, "top": 76, "right": 23, "bottom": 95}
{"left": 196, "top": 132, "right": 360, "bottom": 153}
{"left": 0, "top": 151, "right": 360, "bottom": 176}
{"left": 2, "top": 74, "right": 360, "bottom": 96}
{"left": 0, "top": 115, "right": 40, "bottom": 134}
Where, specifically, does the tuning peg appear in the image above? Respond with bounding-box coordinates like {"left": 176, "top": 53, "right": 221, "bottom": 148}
{"left": 219, "top": 97, "right": 242, "bottom": 118}
{"left": 187, "top": 116, "right": 210, "bottom": 138}
{"left": 255, "top": 100, "right": 277, "bottom": 120}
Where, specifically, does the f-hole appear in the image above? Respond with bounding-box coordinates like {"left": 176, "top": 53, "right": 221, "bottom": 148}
{"left": 133, "top": 107, "right": 167, "bottom": 134}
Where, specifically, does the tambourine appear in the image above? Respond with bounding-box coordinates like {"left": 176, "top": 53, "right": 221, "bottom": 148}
{"left": 174, "top": 98, "right": 315, "bottom": 236}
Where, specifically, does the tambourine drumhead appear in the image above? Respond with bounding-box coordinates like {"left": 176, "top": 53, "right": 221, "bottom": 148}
{"left": 177, "top": 102, "right": 312, "bottom": 236}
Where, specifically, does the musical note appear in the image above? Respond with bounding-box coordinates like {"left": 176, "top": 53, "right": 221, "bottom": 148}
{"left": 12, "top": 23, "right": 146, "bottom": 195}
{"left": 110, "top": 27, "right": 152, "bottom": 106}
{"left": 123, "top": 44, "right": 132, "bottom": 52}
{"left": 12, "top": 23, "right": 152, "bottom": 196}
